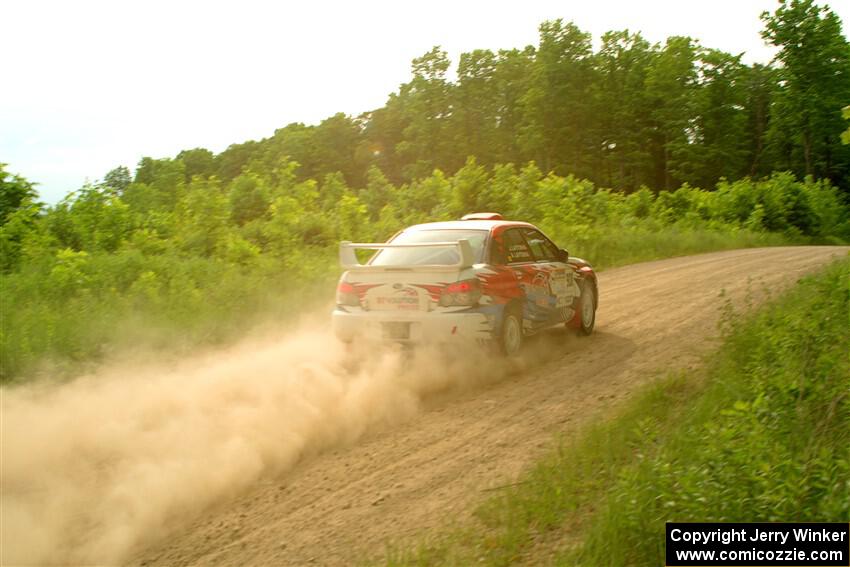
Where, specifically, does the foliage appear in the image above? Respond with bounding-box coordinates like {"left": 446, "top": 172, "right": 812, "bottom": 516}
{"left": 761, "top": 0, "right": 850, "bottom": 185}
{"left": 0, "top": 164, "right": 43, "bottom": 271}
{"left": 1, "top": 164, "right": 40, "bottom": 224}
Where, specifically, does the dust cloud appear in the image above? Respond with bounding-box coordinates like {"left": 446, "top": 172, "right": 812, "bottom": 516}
{"left": 0, "top": 324, "right": 507, "bottom": 565}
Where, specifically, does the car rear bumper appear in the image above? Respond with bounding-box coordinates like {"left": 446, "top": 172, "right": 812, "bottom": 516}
{"left": 332, "top": 307, "right": 494, "bottom": 344}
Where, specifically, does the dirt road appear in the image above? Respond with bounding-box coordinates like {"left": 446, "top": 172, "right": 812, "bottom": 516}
{"left": 2, "top": 247, "right": 846, "bottom": 566}
{"left": 122, "top": 246, "right": 845, "bottom": 566}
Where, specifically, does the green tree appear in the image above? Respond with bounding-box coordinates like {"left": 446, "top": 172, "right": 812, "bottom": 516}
{"left": 520, "top": 20, "right": 595, "bottom": 175}
{"left": 450, "top": 157, "right": 490, "bottom": 216}
{"left": 312, "top": 113, "right": 365, "bottom": 186}
{"left": 743, "top": 63, "right": 776, "bottom": 176}
{"left": 67, "top": 184, "right": 133, "bottom": 252}
{"left": 335, "top": 192, "right": 369, "bottom": 241}
{"left": 0, "top": 166, "right": 43, "bottom": 271}
{"left": 358, "top": 98, "right": 408, "bottom": 184}
{"left": 645, "top": 36, "right": 699, "bottom": 190}
{"left": 690, "top": 49, "right": 750, "bottom": 187}
{"left": 0, "top": 164, "right": 40, "bottom": 225}
{"left": 359, "top": 165, "right": 396, "bottom": 221}
{"left": 174, "top": 177, "right": 229, "bottom": 256}
{"left": 761, "top": 0, "right": 850, "bottom": 191}
{"left": 176, "top": 148, "right": 216, "bottom": 182}
{"left": 102, "top": 166, "right": 131, "bottom": 194}
{"left": 267, "top": 123, "right": 319, "bottom": 179}
{"left": 127, "top": 157, "right": 185, "bottom": 212}
{"left": 492, "top": 48, "right": 536, "bottom": 165}
{"left": 228, "top": 173, "right": 269, "bottom": 226}
{"left": 453, "top": 49, "right": 500, "bottom": 164}
{"left": 590, "top": 31, "right": 655, "bottom": 190}
{"left": 216, "top": 140, "right": 261, "bottom": 182}
{"left": 396, "top": 47, "right": 456, "bottom": 179}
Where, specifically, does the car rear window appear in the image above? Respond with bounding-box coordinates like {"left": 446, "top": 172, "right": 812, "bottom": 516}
{"left": 370, "top": 229, "right": 488, "bottom": 266}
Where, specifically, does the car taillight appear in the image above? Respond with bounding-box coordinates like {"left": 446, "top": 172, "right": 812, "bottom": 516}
{"left": 439, "top": 278, "right": 482, "bottom": 307}
{"left": 336, "top": 281, "right": 360, "bottom": 306}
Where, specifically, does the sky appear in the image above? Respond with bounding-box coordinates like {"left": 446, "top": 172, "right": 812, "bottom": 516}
{"left": 3, "top": 0, "right": 849, "bottom": 204}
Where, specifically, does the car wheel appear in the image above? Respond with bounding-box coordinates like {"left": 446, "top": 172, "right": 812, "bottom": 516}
{"left": 576, "top": 281, "right": 596, "bottom": 336}
{"left": 499, "top": 307, "right": 523, "bottom": 356}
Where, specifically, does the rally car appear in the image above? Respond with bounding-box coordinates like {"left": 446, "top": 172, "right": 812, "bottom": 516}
{"left": 331, "top": 213, "right": 597, "bottom": 356}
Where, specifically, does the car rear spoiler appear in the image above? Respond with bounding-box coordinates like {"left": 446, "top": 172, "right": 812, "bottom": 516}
{"left": 339, "top": 239, "right": 475, "bottom": 271}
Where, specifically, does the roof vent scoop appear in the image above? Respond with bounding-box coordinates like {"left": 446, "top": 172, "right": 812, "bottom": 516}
{"left": 461, "top": 212, "right": 503, "bottom": 221}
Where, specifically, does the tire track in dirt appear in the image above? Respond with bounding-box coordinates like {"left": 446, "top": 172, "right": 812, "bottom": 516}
{"left": 131, "top": 246, "right": 847, "bottom": 566}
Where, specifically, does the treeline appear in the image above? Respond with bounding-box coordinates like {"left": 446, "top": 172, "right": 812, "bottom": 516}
{"left": 93, "top": 0, "right": 850, "bottom": 196}
{"left": 3, "top": 158, "right": 849, "bottom": 274}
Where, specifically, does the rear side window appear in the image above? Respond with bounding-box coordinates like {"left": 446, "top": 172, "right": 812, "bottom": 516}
{"left": 500, "top": 229, "right": 534, "bottom": 264}
{"left": 522, "top": 228, "right": 560, "bottom": 262}
{"left": 370, "top": 229, "right": 488, "bottom": 266}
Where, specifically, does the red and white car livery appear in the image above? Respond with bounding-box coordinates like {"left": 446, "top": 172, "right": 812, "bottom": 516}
{"left": 332, "top": 213, "right": 597, "bottom": 355}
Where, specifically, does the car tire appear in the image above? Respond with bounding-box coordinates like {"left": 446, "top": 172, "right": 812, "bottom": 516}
{"left": 499, "top": 306, "right": 524, "bottom": 357}
{"left": 576, "top": 280, "right": 596, "bottom": 336}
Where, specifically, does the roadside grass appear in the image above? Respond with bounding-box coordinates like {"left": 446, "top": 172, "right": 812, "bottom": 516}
{"left": 0, "top": 250, "right": 338, "bottom": 383}
{"left": 380, "top": 256, "right": 850, "bottom": 566}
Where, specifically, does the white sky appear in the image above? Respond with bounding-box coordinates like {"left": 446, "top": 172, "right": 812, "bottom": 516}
{"left": 3, "top": 0, "right": 848, "bottom": 204}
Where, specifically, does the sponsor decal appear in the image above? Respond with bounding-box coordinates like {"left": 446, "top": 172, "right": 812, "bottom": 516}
{"left": 374, "top": 286, "right": 421, "bottom": 310}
